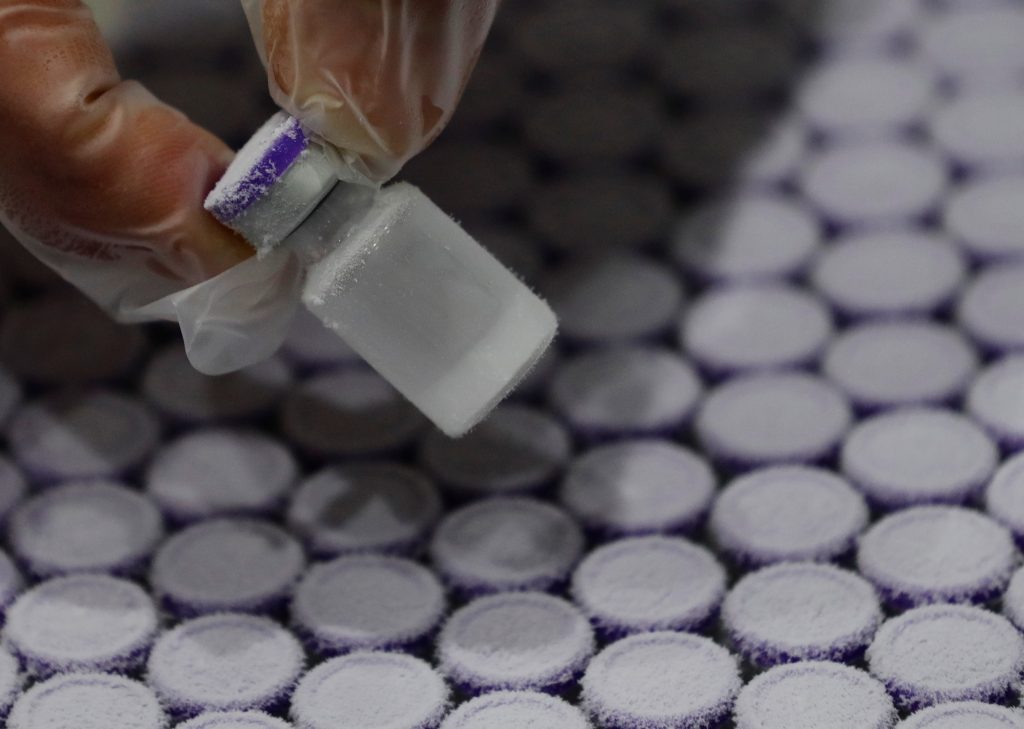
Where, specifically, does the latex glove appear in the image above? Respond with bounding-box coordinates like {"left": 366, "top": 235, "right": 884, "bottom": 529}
{"left": 0, "top": 0, "right": 497, "bottom": 373}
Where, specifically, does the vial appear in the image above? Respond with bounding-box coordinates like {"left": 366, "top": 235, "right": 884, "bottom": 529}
{"left": 8, "top": 673, "right": 165, "bottom": 729}
{"left": 205, "top": 113, "right": 556, "bottom": 438}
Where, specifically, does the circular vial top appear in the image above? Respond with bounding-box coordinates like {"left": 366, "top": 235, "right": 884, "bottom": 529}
{"left": 897, "top": 702, "right": 1024, "bottom": 729}
{"left": 148, "top": 614, "right": 305, "bottom": 717}
{"left": 291, "top": 554, "right": 445, "bottom": 655}
{"left": 734, "top": 662, "right": 896, "bottom": 729}
{"left": 179, "top": 712, "right": 294, "bottom": 729}
{"left": 581, "top": 631, "right": 741, "bottom": 729}
{"left": 440, "top": 691, "right": 590, "bottom": 729}
{"left": 8, "top": 673, "right": 166, "bottom": 729}
{"left": 931, "top": 93, "right": 1024, "bottom": 171}
{"left": 291, "top": 652, "right": 448, "bottom": 729}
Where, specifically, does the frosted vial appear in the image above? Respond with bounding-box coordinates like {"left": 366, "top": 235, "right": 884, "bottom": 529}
{"left": 439, "top": 691, "right": 590, "bottom": 729}
{"left": 896, "top": 702, "right": 1024, "bottom": 729}
{"left": 178, "top": 712, "right": 294, "bottom": 729}
{"left": 8, "top": 673, "right": 165, "bottom": 729}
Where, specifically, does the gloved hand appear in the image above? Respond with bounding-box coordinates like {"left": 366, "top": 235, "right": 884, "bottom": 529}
{"left": 0, "top": 0, "right": 499, "bottom": 373}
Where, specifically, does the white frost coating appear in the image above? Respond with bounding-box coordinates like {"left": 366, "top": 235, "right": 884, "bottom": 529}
{"left": 142, "top": 345, "right": 291, "bottom": 423}
{"left": 946, "top": 177, "right": 1024, "bottom": 261}
{"left": 281, "top": 369, "right": 426, "bottom": 458}
{"left": 723, "top": 564, "right": 882, "bottom": 667}
{"left": 288, "top": 464, "right": 441, "bottom": 555}
{"left": 581, "top": 631, "right": 740, "bottom": 729}
{"left": 931, "top": 94, "right": 1024, "bottom": 170}
{"left": 0, "top": 456, "right": 26, "bottom": 524}
{"left": 920, "top": 8, "right": 1024, "bottom": 80}
{"left": 987, "top": 451, "right": 1024, "bottom": 539}
{"left": 810, "top": 230, "right": 965, "bottom": 318}
{"left": 799, "top": 141, "right": 947, "bottom": 225}
{"left": 857, "top": 506, "right": 1017, "bottom": 607}
{"left": 559, "top": 440, "right": 716, "bottom": 536}
{"left": 150, "top": 519, "right": 304, "bottom": 615}
{"left": 10, "top": 481, "right": 163, "bottom": 577}
{"left": 897, "top": 702, "right": 1024, "bottom": 729}
{"left": 0, "top": 365, "right": 21, "bottom": 428}
{"left": 440, "top": 691, "right": 590, "bottom": 729}
{"left": 696, "top": 372, "right": 852, "bottom": 467}
{"left": 824, "top": 322, "right": 978, "bottom": 410}
{"left": 438, "top": 592, "right": 594, "bottom": 692}
{"left": 8, "top": 673, "right": 166, "bottom": 729}
{"left": 796, "top": 57, "right": 936, "bottom": 135}
{"left": 958, "top": 264, "right": 1024, "bottom": 351}
{"left": 148, "top": 615, "right": 304, "bottom": 716}
{"left": 571, "top": 536, "right": 726, "bottom": 635}
{"left": 179, "top": 711, "right": 294, "bottom": 729}
{"left": 291, "top": 554, "right": 445, "bottom": 654}
{"left": 681, "top": 284, "right": 833, "bottom": 374}
{"left": 867, "top": 605, "right": 1024, "bottom": 710}
{"left": 840, "top": 408, "right": 997, "bottom": 508}
{"left": 290, "top": 652, "right": 448, "bottom": 729}
{"left": 734, "top": 662, "right": 896, "bottom": 729}
{"left": 672, "top": 194, "right": 820, "bottom": 283}
{"left": 419, "top": 404, "right": 570, "bottom": 497}
{"left": 547, "top": 347, "right": 703, "bottom": 437}
{"left": 969, "top": 356, "right": 1024, "bottom": 446}
{"left": 429, "top": 497, "right": 584, "bottom": 594}
{"left": 146, "top": 429, "right": 297, "bottom": 522}
{"left": 8, "top": 390, "right": 160, "bottom": 483}
{"left": 301, "top": 182, "right": 556, "bottom": 438}
{"left": 541, "top": 255, "right": 682, "bottom": 345}
{"left": 710, "top": 466, "right": 868, "bottom": 566}
{"left": 5, "top": 574, "right": 157, "bottom": 677}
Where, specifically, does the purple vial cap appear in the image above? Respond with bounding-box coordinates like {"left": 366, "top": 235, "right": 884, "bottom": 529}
{"left": 8, "top": 673, "right": 165, "bottom": 729}
{"left": 897, "top": 702, "right": 1024, "bottom": 729}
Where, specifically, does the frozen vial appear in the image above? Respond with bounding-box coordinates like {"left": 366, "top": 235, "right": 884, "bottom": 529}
{"left": 439, "top": 691, "right": 590, "bottom": 729}
{"left": 867, "top": 605, "right": 1024, "bottom": 711}
{"left": 810, "top": 229, "right": 966, "bottom": 319}
{"left": 1004, "top": 566, "right": 1024, "bottom": 631}
{"left": 796, "top": 57, "right": 936, "bottom": 138}
{"left": 287, "top": 464, "right": 441, "bottom": 557}
{"left": 841, "top": 408, "right": 997, "bottom": 509}
{"left": 8, "top": 390, "right": 160, "bottom": 484}
{"left": 798, "top": 141, "right": 947, "bottom": 228}
{"left": 695, "top": 372, "right": 852, "bottom": 471}
{"left": 429, "top": 497, "right": 584, "bottom": 596}
{"left": 290, "top": 652, "right": 448, "bottom": 729}
{"left": 920, "top": 8, "right": 1024, "bottom": 82}
{"left": 281, "top": 309, "right": 362, "bottom": 372}
{"left": 418, "top": 404, "right": 571, "bottom": 499}
{"left": 145, "top": 428, "right": 297, "bottom": 523}
{"left": 986, "top": 452, "right": 1024, "bottom": 543}
{"left": 930, "top": 92, "right": 1024, "bottom": 172}
{"left": 571, "top": 536, "right": 726, "bottom": 640}
{"left": 10, "top": 480, "right": 163, "bottom": 578}
{"left": 8, "top": 673, "right": 165, "bottom": 729}
{"left": 857, "top": 506, "right": 1016, "bottom": 610}
{"left": 4, "top": 574, "right": 158, "bottom": 678}
{"left": 680, "top": 284, "right": 833, "bottom": 376}
{"left": 558, "top": 440, "right": 716, "bottom": 539}
{"left": 671, "top": 194, "right": 821, "bottom": 284}
{"left": 945, "top": 176, "right": 1024, "bottom": 262}
{"left": 0, "top": 456, "right": 27, "bottom": 525}
{"left": 0, "top": 549, "right": 23, "bottom": 621}
{"left": 0, "top": 647, "right": 19, "bottom": 720}
{"left": 147, "top": 614, "right": 304, "bottom": 719}
{"left": 438, "top": 592, "right": 594, "bottom": 695}
{"left": 281, "top": 369, "right": 426, "bottom": 459}
{"left": 733, "top": 662, "right": 896, "bottom": 729}
{"left": 527, "top": 173, "right": 673, "bottom": 254}
{"left": 547, "top": 347, "right": 703, "bottom": 441}
{"left": 581, "top": 631, "right": 741, "bottom": 729}
{"left": 291, "top": 554, "right": 445, "bottom": 656}
{"left": 150, "top": 518, "right": 304, "bottom": 617}
{"left": 0, "top": 293, "right": 145, "bottom": 386}
{"left": 710, "top": 465, "right": 868, "bottom": 568}
{"left": 540, "top": 254, "right": 683, "bottom": 347}
{"left": 179, "top": 712, "right": 294, "bottom": 729}
{"left": 958, "top": 263, "right": 1024, "bottom": 353}
{"left": 968, "top": 356, "right": 1024, "bottom": 449}
{"left": 142, "top": 345, "right": 291, "bottom": 425}
{"left": 824, "top": 321, "right": 978, "bottom": 411}
{"left": 0, "top": 365, "right": 21, "bottom": 429}
{"left": 896, "top": 702, "right": 1024, "bottom": 729}
{"left": 723, "top": 563, "right": 882, "bottom": 669}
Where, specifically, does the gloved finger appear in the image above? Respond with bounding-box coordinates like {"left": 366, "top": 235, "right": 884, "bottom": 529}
{"left": 242, "top": 0, "right": 501, "bottom": 183}
{"left": 0, "top": 0, "right": 251, "bottom": 297}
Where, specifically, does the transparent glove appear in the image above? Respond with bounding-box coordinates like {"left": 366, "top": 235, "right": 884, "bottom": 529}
{"left": 0, "top": 1, "right": 497, "bottom": 374}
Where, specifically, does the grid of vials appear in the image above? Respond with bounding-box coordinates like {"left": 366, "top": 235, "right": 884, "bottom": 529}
{"left": 4, "top": 0, "right": 1024, "bottom": 727}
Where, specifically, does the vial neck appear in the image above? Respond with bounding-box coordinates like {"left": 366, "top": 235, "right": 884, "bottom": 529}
{"left": 283, "top": 181, "right": 379, "bottom": 267}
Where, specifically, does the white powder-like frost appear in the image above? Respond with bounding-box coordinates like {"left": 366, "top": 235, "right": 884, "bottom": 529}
{"left": 439, "top": 691, "right": 590, "bottom": 729}
{"left": 897, "top": 701, "right": 1024, "bottom": 728}
{"left": 8, "top": 673, "right": 167, "bottom": 729}
{"left": 178, "top": 711, "right": 294, "bottom": 729}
